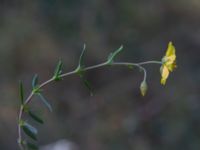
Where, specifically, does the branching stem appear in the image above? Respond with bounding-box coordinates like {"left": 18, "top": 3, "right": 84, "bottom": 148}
{"left": 17, "top": 60, "right": 161, "bottom": 149}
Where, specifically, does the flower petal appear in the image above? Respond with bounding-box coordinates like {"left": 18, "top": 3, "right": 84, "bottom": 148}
{"left": 166, "top": 42, "right": 176, "bottom": 57}
{"left": 160, "top": 65, "right": 169, "bottom": 85}
{"left": 167, "top": 61, "right": 177, "bottom": 72}
{"left": 165, "top": 55, "right": 176, "bottom": 65}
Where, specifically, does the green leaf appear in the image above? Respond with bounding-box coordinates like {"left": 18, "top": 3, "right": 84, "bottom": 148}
{"left": 31, "top": 74, "right": 42, "bottom": 94}
{"left": 53, "top": 60, "right": 63, "bottom": 81}
{"left": 22, "top": 122, "right": 37, "bottom": 141}
{"left": 79, "top": 43, "right": 86, "bottom": 67}
{"left": 75, "top": 44, "right": 92, "bottom": 94}
{"left": 76, "top": 44, "right": 86, "bottom": 72}
{"left": 27, "top": 142, "right": 38, "bottom": 150}
{"left": 32, "top": 74, "right": 38, "bottom": 89}
{"left": 28, "top": 111, "right": 44, "bottom": 124}
{"left": 38, "top": 94, "right": 52, "bottom": 112}
{"left": 77, "top": 70, "right": 93, "bottom": 96}
{"left": 19, "top": 81, "right": 24, "bottom": 104}
{"left": 83, "top": 79, "right": 93, "bottom": 96}
{"left": 107, "top": 45, "right": 123, "bottom": 64}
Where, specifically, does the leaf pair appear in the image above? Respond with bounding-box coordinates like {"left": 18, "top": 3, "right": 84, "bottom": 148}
{"left": 76, "top": 44, "right": 124, "bottom": 95}
{"left": 76, "top": 44, "right": 93, "bottom": 96}
{"left": 31, "top": 75, "right": 52, "bottom": 112}
{"left": 20, "top": 121, "right": 39, "bottom": 149}
{"left": 21, "top": 110, "right": 43, "bottom": 136}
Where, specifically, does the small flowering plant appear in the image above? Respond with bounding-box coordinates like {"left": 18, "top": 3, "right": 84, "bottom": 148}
{"left": 17, "top": 42, "right": 176, "bottom": 150}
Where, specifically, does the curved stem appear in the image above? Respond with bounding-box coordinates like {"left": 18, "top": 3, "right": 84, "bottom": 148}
{"left": 17, "top": 60, "right": 161, "bottom": 149}
{"left": 112, "top": 62, "right": 147, "bottom": 81}
{"left": 138, "top": 60, "right": 162, "bottom": 65}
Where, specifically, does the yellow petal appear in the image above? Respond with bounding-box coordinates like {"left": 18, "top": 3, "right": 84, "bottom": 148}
{"left": 160, "top": 65, "right": 169, "bottom": 85}
{"left": 165, "top": 55, "right": 176, "bottom": 65}
{"left": 166, "top": 42, "right": 176, "bottom": 57}
{"left": 161, "top": 78, "right": 167, "bottom": 85}
{"left": 167, "top": 61, "right": 177, "bottom": 72}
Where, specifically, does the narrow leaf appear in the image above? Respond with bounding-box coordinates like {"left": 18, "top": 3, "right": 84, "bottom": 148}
{"left": 25, "top": 122, "right": 38, "bottom": 135}
{"left": 38, "top": 94, "right": 52, "bottom": 112}
{"left": 76, "top": 44, "right": 86, "bottom": 73}
{"left": 32, "top": 74, "right": 41, "bottom": 94}
{"left": 19, "top": 81, "right": 24, "bottom": 104}
{"left": 78, "top": 43, "right": 86, "bottom": 67}
{"left": 29, "top": 111, "right": 44, "bottom": 124}
{"left": 32, "top": 74, "right": 38, "bottom": 89}
{"left": 107, "top": 45, "right": 123, "bottom": 64}
{"left": 53, "top": 60, "right": 63, "bottom": 81}
{"left": 83, "top": 79, "right": 93, "bottom": 96}
{"left": 22, "top": 122, "right": 37, "bottom": 141}
{"left": 77, "top": 68, "right": 93, "bottom": 96}
{"left": 27, "top": 142, "right": 38, "bottom": 150}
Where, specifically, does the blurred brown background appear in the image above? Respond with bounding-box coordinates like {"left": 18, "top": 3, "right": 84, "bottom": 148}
{"left": 0, "top": 0, "right": 200, "bottom": 150}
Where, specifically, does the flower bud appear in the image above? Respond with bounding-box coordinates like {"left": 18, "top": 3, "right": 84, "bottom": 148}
{"left": 140, "top": 80, "right": 148, "bottom": 96}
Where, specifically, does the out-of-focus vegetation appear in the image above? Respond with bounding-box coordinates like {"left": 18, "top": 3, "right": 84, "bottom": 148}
{"left": 0, "top": 0, "right": 200, "bottom": 150}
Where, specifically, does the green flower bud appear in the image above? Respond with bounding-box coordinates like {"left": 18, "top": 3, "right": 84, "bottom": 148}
{"left": 140, "top": 80, "right": 148, "bottom": 96}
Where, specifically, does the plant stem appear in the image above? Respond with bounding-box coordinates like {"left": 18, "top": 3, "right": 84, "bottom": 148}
{"left": 17, "top": 60, "right": 161, "bottom": 149}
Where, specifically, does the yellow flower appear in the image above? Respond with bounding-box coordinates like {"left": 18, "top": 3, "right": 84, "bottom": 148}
{"left": 160, "top": 42, "right": 177, "bottom": 85}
